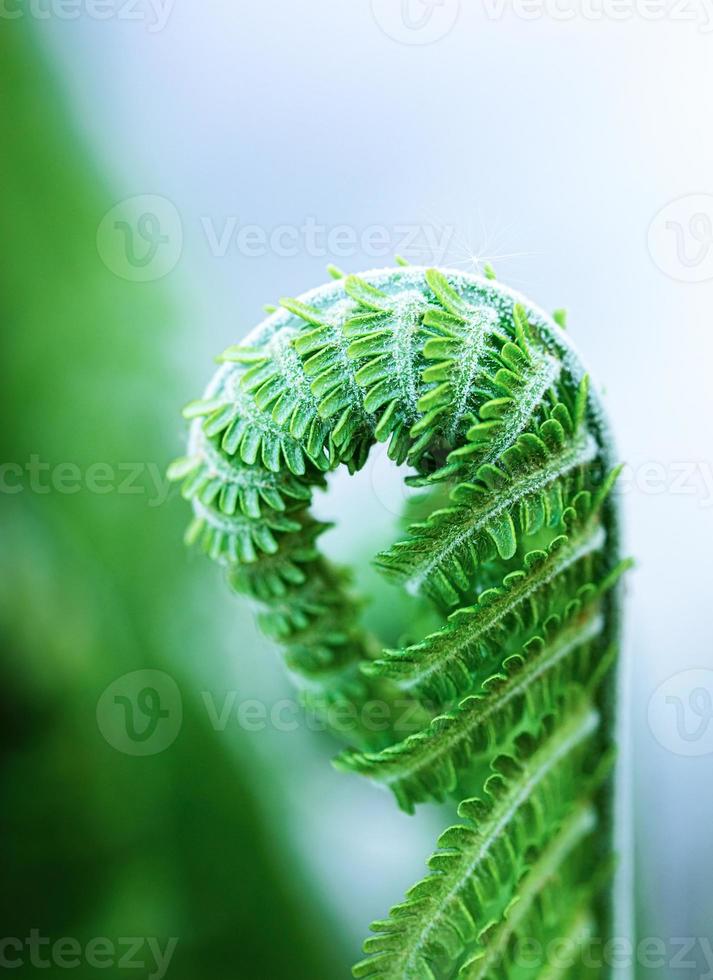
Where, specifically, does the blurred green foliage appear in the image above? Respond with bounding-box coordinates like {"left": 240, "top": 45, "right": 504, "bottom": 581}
{"left": 0, "top": 23, "right": 342, "bottom": 979}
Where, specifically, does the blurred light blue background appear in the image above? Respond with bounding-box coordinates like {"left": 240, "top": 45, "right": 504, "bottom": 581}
{"left": 30, "top": 2, "right": 713, "bottom": 974}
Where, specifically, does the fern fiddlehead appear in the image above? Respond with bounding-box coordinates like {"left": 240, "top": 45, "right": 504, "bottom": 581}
{"left": 170, "top": 264, "right": 629, "bottom": 979}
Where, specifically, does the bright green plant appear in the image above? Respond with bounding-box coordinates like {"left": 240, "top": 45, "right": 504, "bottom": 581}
{"left": 170, "top": 263, "right": 629, "bottom": 979}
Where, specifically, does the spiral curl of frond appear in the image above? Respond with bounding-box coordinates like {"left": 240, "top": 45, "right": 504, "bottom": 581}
{"left": 170, "top": 265, "right": 628, "bottom": 979}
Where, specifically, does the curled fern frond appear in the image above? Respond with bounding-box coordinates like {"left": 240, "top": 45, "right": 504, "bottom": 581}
{"left": 170, "top": 265, "right": 627, "bottom": 979}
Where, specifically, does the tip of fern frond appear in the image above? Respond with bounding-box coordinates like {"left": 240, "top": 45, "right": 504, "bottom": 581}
{"left": 216, "top": 345, "right": 266, "bottom": 365}
{"left": 553, "top": 308, "right": 568, "bottom": 329}
{"left": 331, "top": 749, "right": 366, "bottom": 775}
{"left": 166, "top": 456, "right": 199, "bottom": 481}
{"left": 601, "top": 557, "right": 635, "bottom": 593}
{"left": 181, "top": 397, "right": 225, "bottom": 419}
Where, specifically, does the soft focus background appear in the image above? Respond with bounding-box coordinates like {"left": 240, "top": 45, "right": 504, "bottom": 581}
{"left": 2, "top": 4, "right": 712, "bottom": 978}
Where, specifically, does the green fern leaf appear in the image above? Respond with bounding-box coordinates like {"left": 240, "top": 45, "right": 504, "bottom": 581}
{"left": 170, "top": 265, "right": 629, "bottom": 979}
